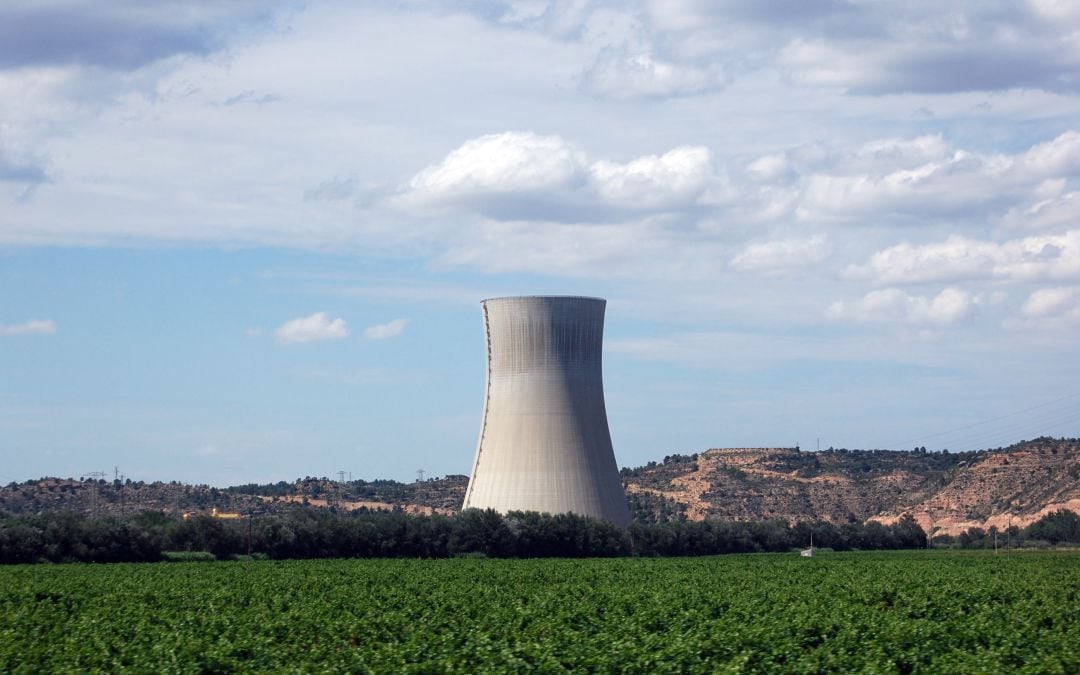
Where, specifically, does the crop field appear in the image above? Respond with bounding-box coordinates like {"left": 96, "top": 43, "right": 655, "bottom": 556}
{"left": 1, "top": 551, "right": 1077, "bottom": 673}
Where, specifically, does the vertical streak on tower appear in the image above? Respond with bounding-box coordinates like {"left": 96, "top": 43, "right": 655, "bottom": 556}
{"left": 463, "top": 296, "right": 631, "bottom": 526}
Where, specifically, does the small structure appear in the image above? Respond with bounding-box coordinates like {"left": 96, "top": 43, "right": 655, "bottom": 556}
{"left": 800, "top": 531, "right": 815, "bottom": 557}
{"left": 182, "top": 507, "right": 242, "bottom": 520}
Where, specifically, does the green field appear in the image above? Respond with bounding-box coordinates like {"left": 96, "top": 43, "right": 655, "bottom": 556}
{"left": 2, "top": 551, "right": 1077, "bottom": 673}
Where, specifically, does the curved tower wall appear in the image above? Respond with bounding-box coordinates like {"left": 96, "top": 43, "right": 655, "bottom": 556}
{"left": 463, "top": 296, "right": 631, "bottom": 526}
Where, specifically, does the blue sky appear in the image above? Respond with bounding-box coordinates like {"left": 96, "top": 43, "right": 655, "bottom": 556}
{"left": 3, "top": 1, "right": 1080, "bottom": 485}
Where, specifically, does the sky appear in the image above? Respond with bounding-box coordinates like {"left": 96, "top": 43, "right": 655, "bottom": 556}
{"left": 3, "top": 0, "right": 1080, "bottom": 486}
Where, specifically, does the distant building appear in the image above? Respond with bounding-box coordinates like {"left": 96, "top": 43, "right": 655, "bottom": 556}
{"left": 463, "top": 296, "right": 631, "bottom": 526}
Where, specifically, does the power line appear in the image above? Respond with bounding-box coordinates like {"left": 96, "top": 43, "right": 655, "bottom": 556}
{"left": 931, "top": 406, "right": 1080, "bottom": 452}
{"left": 886, "top": 391, "right": 1080, "bottom": 450}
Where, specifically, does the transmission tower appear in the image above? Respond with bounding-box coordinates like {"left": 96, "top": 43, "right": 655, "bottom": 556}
{"left": 82, "top": 471, "right": 106, "bottom": 517}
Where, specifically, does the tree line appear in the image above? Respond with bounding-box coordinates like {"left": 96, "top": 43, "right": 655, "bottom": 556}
{"left": 2, "top": 508, "right": 1075, "bottom": 564}
{"left": 0, "top": 508, "right": 919, "bottom": 564}
{"left": 934, "top": 509, "right": 1080, "bottom": 549}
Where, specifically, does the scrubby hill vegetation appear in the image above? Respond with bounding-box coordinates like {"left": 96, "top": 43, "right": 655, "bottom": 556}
{"left": 3, "top": 438, "right": 1076, "bottom": 543}
{"left": 622, "top": 438, "right": 1080, "bottom": 535}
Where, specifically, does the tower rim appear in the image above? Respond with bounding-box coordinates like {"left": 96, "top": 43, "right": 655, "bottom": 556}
{"left": 481, "top": 295, "right": 606, "bottom": 303}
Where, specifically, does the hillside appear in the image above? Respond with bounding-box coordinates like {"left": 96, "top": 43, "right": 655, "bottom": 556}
{"left": 622, "top": 438, "right": 1080, "bottom": 535}
{"left": 3, "top": 438, "right": 1077, "bottom": 534}
{"left": 0, "top": 475, "right": 468, "bottom": 519}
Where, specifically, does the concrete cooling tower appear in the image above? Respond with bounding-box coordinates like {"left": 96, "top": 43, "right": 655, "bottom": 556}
{"left": 463, "top": 296, "right": 632, "bottom": 526}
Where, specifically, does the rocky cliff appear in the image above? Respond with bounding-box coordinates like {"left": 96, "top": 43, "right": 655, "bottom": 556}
{"left": 622, "top": 438, "right": 1079, "bottom": 534}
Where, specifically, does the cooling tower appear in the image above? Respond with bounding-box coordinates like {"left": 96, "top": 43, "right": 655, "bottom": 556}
{"left": 463, "top": 296, "right": 631, "bottom": 526}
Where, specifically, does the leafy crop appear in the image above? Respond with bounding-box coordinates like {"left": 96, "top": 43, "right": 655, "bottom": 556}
{"left": 1, "top": 551, "right": 1076, "bottom": 672}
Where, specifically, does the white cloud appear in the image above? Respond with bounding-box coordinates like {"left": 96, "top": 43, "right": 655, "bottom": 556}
{"left": 589, "top": 145, "right": 713, "bottom": 209}
{"left": 1029, "top": 0, "right": 1080, "bottom": 21}
{"left": 474, "top": 0, "right": 1080, "bottom": 98}
{"left": 405, "top": 132, "right": 585, "bottom": 204}
{"left": 580, "top": 49, "right": 729, "bottom": 99}
{"left": 846, "top": 135, "right": 952, "bottom": 172}
{"left": 731, "top": 235, "right": 831, "bottom": 273}
{"left": 0, "top": 319, "right": 57, "bottom": 336}
{"left": 1021, "top": 286, "right": 1080, "bottom": 319}
{"left": 798, "top": 148, "right": 1002, "bottom": 223}
{"left": 777, "top": 21, "right": 1080, "bottom": 95}
{"left": 827, "top": 287, "right": 978, "bottom": 326}
{"left": 273, "top": 312, "right": 348, "bottom": 344}
{"left": 401, "top": 131, "right": 717, "bottom": 221}
{"left": 846, "top": 230, "right": 1080, "bottom": 285}
{"left": 1016, "top": 131, "right": 1080, "bottom": 178}
{"left": 999, "top": 177, "right": 1080, "bottom": 231}
{"left": 363, "top": 318, "right": 409, "bottom": 340}
{"left": 729, "top": 131, "right": 1080, "bottom": 228}
{"left": 746, "top": 153, "right": 795, "bottom": 183}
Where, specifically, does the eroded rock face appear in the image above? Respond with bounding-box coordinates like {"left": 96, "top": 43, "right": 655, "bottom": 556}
{"left": 621, "top": 439, "right": 1080, "bottom": 534}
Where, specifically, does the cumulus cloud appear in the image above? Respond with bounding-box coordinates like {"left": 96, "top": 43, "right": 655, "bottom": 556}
{"left": 731, "top": 235, "right": 831, "bottom": 273}
{"left": 846, "top": 230, "right": 1080, "bottom": 285}
{"left": 589, "top": 146, "right": 713, "bottom": 209}
{"left": 795, "top": 131, "right": 1080, "bottom": 224}
{"left": 798, "top": 149, "right": 995, "bottom": 223}
{"left": 403, "top": 127, "right": 1080, "bottom": 282}
{"left": 401, "top": 131, "right": 715, "bottom": 221}
{"left": 274, "top": 312, "right": 348, "bottom": 344}
{"left": 1000, "top": 190, "right": 1080, "bottom": 231}
{"left": 1021, "top": 286, "right": 1080, "bottom": 319}
{"left": 363, "top": 318, "right": 409, "bottom": 340}
{"left": 827, "top": 287, "right": 978, "bottom": 326}
{"left": 409, "top": 132, "right": 584, "bottom": 197}
{"left": 0, "top": 319, "right": 57, "bottom": 336}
